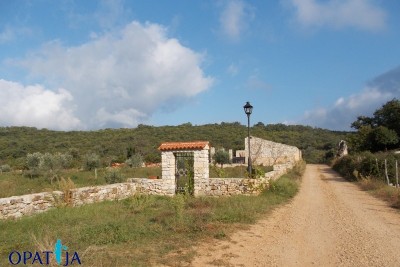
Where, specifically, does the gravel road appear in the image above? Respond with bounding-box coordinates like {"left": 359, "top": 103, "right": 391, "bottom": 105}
{"left": 191, "top": 164, "right": 400, "bottom": 266}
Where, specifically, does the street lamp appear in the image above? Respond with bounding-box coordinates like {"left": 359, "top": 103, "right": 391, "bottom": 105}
{"left": 243, "top": 101, "right": 253, "bottom": 177}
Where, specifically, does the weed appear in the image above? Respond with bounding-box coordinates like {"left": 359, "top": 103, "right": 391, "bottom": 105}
{"left": 57, "top": 177, "right": 76, "bottom": 205}
{"left": 123, "top": 194, "right": 154, "bottom": 214}
{"left": 104, "top": 169, "right": 124, "bottom": 184}
{"left": 0, "top": 164, "right": 305, "bottom": 266}
{"left": 214, "top": 230, "right": 227, "bottom": 239}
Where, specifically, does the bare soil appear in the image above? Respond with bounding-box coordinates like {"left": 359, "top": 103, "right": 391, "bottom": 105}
{"left": 190, "top": 164, "right": 400, "bottom": 267}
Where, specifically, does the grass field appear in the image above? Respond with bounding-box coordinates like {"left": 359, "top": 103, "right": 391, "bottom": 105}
{"left": 0, "top": 167, "right": 161, "bottom": 198}
{"left": 0, "top": 162, "right": 305, "bottom": 266}
{"left": 0, "top": 165, "right": 273, "bottom": 198}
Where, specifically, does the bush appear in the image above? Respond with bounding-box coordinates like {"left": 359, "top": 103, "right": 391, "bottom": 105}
{"left": 358, "top": 151, "right": 381, "bottom": 178}
{"left": 0, "top": 164, "right": 11, "bottom": 172}
{"left": 332, "top": 155, "right": 358, "bottom": 181}
{"left": 26, "top": 152, "right": 43, "bottom": 178}
{"left": 332, "top": 152, "right": 400, "bottom": 184}
{"left": 125, "top": 153, "right": 143, "bottom": 168}
{"left": 253, "top": 166, "right": 265, "bottom": 178}
{"left": 84, "top": 153, "right": 101, "bottom": 171}
{"left": 104, "top": 170, "right": 124, "bottom": 184}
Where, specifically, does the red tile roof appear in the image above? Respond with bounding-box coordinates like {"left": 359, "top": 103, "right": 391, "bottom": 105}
{"left": 158, "top": 141, "right": 209, "bottom": 151}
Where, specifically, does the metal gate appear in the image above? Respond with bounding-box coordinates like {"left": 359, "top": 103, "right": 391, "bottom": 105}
{"left": 175, "top": 152, "right": 194, "bottom": 195}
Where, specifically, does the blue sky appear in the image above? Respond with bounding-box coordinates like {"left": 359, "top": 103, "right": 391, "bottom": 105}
{"left": 0, "top": 0, "right": 399, "bottom": 131}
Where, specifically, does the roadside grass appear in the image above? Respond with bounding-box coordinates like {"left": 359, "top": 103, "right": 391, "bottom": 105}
{"left": 358, "top": 179, "right": 400, "bottom": 209}
{"left": 0, "top": 162, "right": 305, "bottom": 266}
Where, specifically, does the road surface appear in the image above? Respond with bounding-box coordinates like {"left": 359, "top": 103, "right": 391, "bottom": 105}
{"left": 191, "top": 164, "right": 400, "bottom": 266}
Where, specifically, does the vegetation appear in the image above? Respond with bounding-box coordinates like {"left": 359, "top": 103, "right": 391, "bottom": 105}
{"left": 213, "top": 149, "right": 230, "bottom": 167}
{"left": 209, "top": 165, "right": 273, "bottom": 178}
{"left": 349, "top": 98, "right": 400, "bottom": 152}
{"left": 332, "top": 152, "right": 400, "bottom": 183}
{"left": 125, "top": 153, "right": 144, "bottom": 168}
{"left": 0, "top": 162, "right": 305, "bottom": 266}
{"left": 104, "top": 169, "right": 124, "bottom": 184}
{"left": 0, "top": 167, "right": 161, "bottom": 198}
{"left": 0, "top": 123, "right": 348, "bottom": 170}
{"left": 332, "top": 99, "right": 400, "bottom": 209}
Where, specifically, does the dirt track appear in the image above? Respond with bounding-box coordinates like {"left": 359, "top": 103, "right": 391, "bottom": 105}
{"left": 191, "top": 164, "right": 400, "bottom": 266}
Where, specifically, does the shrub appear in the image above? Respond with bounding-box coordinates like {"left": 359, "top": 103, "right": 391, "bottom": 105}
{"left": 358, "top": 151, "right": 381, "bottom": 178}
{"left": 84, "top": 153, "right": 101, "bottom": 171}
{"left": 332, "top": 155, "right": 358, "bottom": 181}
{"left": 253, "top": 166, "right": 265, "bottom": 178}
{"left": 0, "top": 164, "right": 11, "bottom": 172}
{"left": 26, "top": 152, "right": 43, "bottom": 178}
{"left": 104, "top": 170, "right": 124, "bottom": 184}
{"left": 57, "top": 177, "right": 76, "bottom": 205}
{"left": 125, "top": 153, "right": 143, "bottom": 168}
{"left": 332, "top": 152, "right": 400, "bottom": 184}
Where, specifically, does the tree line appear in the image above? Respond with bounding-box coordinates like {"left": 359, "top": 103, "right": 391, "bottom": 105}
{"left": 333, "top": 98, "right": 400, "bottom": 184}
{"left": 0, "top": 122, "right": 349, "bottom": 169}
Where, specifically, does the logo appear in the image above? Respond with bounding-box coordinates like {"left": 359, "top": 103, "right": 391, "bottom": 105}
{"left": 8, "top": 239, "right": 81, "bottom": 266}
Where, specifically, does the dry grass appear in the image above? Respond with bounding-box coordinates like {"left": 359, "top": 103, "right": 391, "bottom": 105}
{"left": 0, "top": 163, "right": 306, "bottom": 266}
{"left": 359, "top": 179, "right": 400, "bottom": 209}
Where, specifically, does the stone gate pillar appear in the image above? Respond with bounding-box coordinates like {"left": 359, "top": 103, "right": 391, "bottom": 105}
{"left": 159, "top": 141, "right": 210, "bottom": 196}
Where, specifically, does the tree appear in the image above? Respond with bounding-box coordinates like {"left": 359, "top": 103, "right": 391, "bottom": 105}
{"left": 126, "top": 146, "right": 136, "bottom": 159}
{"left": 84, "top": 153, "right": 100, "bottom": 171}
{"left": 350, "top": 99, "right": 400, "bottom": 152}
{"left": 213, "top": 149, "right": 230, "bottom": 168}
{"left": 373, "top": 98, "right": 400, "bottom": 136}
{"left": 125, "top": 153, "right": 143, "bottom": 167}
{"left": 351, "top": 116, "right": 375, "bottom": 130}
{"left": 26, "top": 152, "right": 43, "bottom": 178}
{"left": 372, "top": 126, "right": 399, "bottom": 151}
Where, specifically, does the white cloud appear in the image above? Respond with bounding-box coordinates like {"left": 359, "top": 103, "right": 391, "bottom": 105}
{"left": 301, "top": 66, "right": 400, "bottom": 130}
{"left": 0, "top": 26, "right": 32, "bottom": 44}
{"left": 0, "top": 79, "right": 81, "bottom": 130}
{"left": 288, "top": 0, "right": 386, "bottom": 31}
{"left": 301, "top": 87, "right": 396, "bottom": 130}
{"left": 14, "top": 21, "right": 213, "bottom": 129}
{"left": 219, "top": 0, "right": 254, "bottom": 40}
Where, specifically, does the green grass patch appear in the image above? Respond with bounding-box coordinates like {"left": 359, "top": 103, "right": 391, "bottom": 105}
{"left": 0, "top": 162, "right": 305, "bottom": 266}
{"left": 209, "top": 165, "right": 273, "bottom": 178}
{"left": 0, "top": 167, "right": 161, "bottom": 198}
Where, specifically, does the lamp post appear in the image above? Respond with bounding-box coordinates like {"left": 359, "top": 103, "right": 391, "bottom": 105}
{"left": 243, "top": 101, "right": 253, "bottom": 177}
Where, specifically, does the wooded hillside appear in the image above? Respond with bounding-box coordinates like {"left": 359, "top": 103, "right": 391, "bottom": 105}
{"left": 0, "top": 123, "right": 349, "bottom": 166}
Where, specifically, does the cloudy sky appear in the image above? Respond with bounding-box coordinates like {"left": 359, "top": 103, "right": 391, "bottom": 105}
{"left": 0, "top": 0, "right": 399, "bottom": 131}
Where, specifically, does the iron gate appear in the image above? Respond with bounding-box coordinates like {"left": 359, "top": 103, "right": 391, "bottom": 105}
{"left": 175, "top": 152, "right": 194, "bottom": 195}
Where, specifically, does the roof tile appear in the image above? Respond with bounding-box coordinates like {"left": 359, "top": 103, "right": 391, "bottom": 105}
{"left": 158, "top": 141, "right": 209, "bottom": 151}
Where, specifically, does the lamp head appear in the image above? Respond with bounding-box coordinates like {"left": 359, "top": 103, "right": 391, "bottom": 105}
{"left": 243, "top": 101, "right": 253, "bottom": 115}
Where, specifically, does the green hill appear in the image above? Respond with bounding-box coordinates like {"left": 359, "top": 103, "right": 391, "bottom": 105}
{"left": 0, "top": 123, "right": 350, "bottom": 167}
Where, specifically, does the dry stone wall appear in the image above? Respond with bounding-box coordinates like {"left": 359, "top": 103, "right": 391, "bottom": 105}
{"left": 245, "top": 136, "right": 302, "bottom": 166}
{"left": 0, "top": 191, "right": 62, "bottom": 220}
{"left": 127, "top": 178, "right": 175, "bottom": 196}
{"left": 0, "top": 164, "right": 295, "bottom": 220}
{"left": 1, "top": 138, "right": 301, "bottom": 220}
{"left": 68, "top": 183, "right": 137, "bottom": 206}
{"left": 206, "top": 163, "right": 293, "bottom": 196}
{"left": 0, "top": 178, "right": 180, "bottom": 220}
